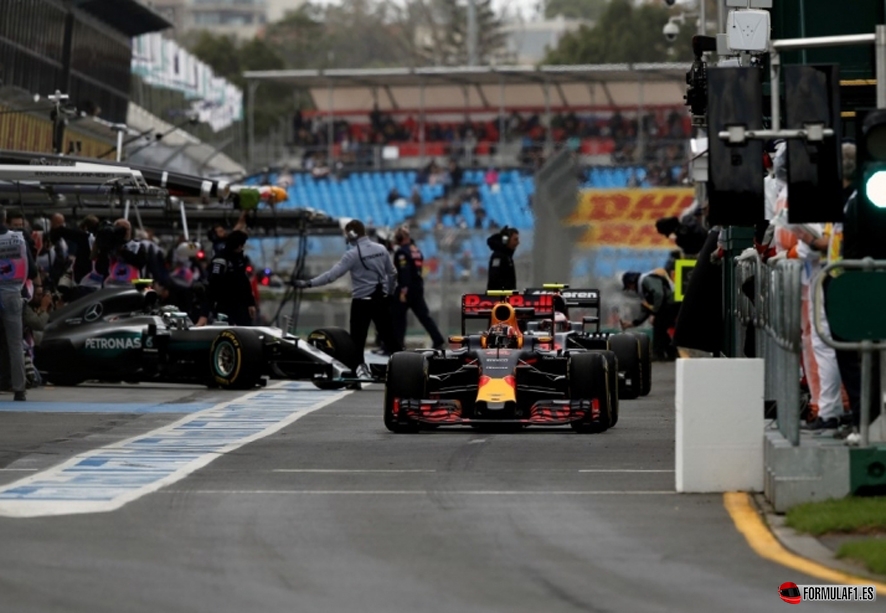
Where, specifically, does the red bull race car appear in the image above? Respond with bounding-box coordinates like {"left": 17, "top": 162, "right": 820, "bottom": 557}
{"left": 383, "top": 291, "right": 619, "bottom": 433}
{"left": 522, "top": 285, "right": 652, "bottom": 399}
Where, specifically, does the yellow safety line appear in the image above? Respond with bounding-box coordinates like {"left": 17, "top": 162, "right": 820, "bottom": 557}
{"left": 723, "top": 492, "right": 886, "bottom": 590}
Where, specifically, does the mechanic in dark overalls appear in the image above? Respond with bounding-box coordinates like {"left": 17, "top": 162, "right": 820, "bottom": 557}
{"left": 620, "top": 268, "right": 679, "bottom": 361}
{"left": 293, "top": 219, "right": 401, "bottom": 379}
{"left": 392, "top": 226, "right": 445, "bottom": 350}
{"left": 486, "top": 226, "right": 519, "bottom": 290}
{"left": 197, "top": 230, "right": 255, "bottom": 327}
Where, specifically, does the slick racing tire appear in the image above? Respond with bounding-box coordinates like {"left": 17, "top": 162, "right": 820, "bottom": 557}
{"left": 608, "top": 333, "right": 642, "bottom": 400}
{"left": 209, "top": 329, "right": 263, "bottom": 390}
{"left": 308, "top": 327, "right": 361, "bottom": 390}
{"left": 598, "top": 350, "right": 619, "bottom": 428}
{"left": 308, "top": 327, "right": 361, "bottom": 372}
{"left": 568, "top": 352, "right": 610, "bottom": 434}
{"left": 384, "top": 352, "right": 425, "bottom": 433}
{"left": 628, "top": 331, "right": 652, "bottom": 397}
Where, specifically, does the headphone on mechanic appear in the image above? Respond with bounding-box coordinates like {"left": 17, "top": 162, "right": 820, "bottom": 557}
{"left": 344, "top": 219, "right": 364, "bottom": 245}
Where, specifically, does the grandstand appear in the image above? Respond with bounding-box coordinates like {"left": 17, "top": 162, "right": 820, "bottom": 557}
{"left": 242, "top": 63, "right": 692, "bottom": 287}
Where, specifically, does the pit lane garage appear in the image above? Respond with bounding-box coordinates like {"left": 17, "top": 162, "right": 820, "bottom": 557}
{"left": 0, "top": 156, "right": 374, "bottom": 390}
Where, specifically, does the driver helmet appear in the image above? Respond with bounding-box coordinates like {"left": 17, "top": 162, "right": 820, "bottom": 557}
{"left": 485, "top": 323, "right": 519, "bottom": 349}
{"left": 540, "top": 311, "right": 569, "bottom": 333}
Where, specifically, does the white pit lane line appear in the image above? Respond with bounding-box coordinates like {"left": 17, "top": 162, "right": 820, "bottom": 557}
{"left": 0, "top": 381, "right": 352, "bottom": 518}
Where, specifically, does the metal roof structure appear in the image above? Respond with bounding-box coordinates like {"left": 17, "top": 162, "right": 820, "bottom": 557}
{"left": 243, "top": 63, "right": 690, "bottom": 112}
{"left": 73, "top": 0, "right": 172, "bottom": 38}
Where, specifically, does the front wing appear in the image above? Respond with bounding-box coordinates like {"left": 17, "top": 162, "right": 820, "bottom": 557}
{"left": 391, "top": 398, "right": 601, "bottom": 426}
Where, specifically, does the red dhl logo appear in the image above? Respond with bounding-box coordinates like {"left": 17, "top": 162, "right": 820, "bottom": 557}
{"left": 567, "top": 189, "right": 695, "bottom": 224}
{"left": 463, "top": 294, "right": 554, "bottom": 313}
{"left": 578, "top": 223, "right": 677, "bottom": 247}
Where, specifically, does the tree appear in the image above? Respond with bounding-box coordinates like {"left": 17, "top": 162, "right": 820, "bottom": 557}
{"left": 188, "top": 33, "right": 294, "bottom": 138}
{"left": 190, "top": 31, "right": 242, "bottom": 83}
{"left": 544, "top": 0, "right": 609, "bottom": 21}
{"left": 544, "top": 0, "right": 696, "bottom": 64}
{"left": 408, "top": 0, "right": 507, "bottom": 66}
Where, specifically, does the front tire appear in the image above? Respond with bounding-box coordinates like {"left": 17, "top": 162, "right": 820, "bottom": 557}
{"left": 209, "top": 329, "right": 263, "bottom": 389}
{"left": 568, "top": 352, "right": 610, "bottom": 433}
{"left": 384, "top": 352, "right": 426, "bottom": 433}
{"left": 308, "top": 327, "right": 360, "bottom": 390}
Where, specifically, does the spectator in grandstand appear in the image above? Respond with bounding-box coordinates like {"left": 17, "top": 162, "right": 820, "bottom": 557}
{"left": 387, "top": 187, "right": 407, "bottom": 208}
{"left": 409, "top": 186, "right": 423, "bottom": 210}
{"left": 392, "top": 226, "right": 445, "bottom": 351}
{"left": 293, "top": 219, "right": 401, "bottom": 381}
{"left": 485, "top": 167, "right": 500, "bottom": 192}
{"left": 486, "top": 226, "right": 519, "bottom": 291}
{"left": 620, "top": 268, "right": 679, "bottom": 361}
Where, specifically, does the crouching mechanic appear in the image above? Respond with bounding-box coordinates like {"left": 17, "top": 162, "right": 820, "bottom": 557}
{"left": 621, "top": 269, "right": 679, "bottom": 360}
{"left": 293, "top": 219, "right": 402, "bottom": 379}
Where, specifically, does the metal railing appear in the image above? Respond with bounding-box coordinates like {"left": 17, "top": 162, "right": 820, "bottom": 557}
{"left": 812, "top": 258, "right": 886, "bottom": 448}
{"left": 734, "top": 253, "right": 803, "bottom": 445}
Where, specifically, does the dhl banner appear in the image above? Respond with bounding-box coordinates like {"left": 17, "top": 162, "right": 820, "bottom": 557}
{"left": 567, "top": 188, "right": 696, "bottom": 248}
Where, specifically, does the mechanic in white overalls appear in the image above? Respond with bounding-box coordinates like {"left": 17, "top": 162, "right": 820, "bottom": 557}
{"left": 0, "top": 206, "right": 36, "bottom": 401}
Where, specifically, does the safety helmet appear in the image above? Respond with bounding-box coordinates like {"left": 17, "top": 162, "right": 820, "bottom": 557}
{"left": 485, "top": 323, "right": 519, "bottom": 349}
{"left": 540, "top": 311, "right": 569, "bottom": 332}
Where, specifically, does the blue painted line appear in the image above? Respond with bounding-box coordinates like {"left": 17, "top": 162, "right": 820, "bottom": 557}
{"left": 0, "top": 402, "right": 217, "bottom": 414}
{"left": 0, "top": 381, "right": 352, "bottom": 516}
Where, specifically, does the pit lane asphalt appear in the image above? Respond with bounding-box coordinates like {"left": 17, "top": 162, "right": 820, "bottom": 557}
{"left": 0, "top": 367, "right": 869, "bottom": 613}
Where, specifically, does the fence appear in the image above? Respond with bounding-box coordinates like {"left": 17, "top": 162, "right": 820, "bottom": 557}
{"left": 734, "top": 253, "right": 803, "bottom": 445}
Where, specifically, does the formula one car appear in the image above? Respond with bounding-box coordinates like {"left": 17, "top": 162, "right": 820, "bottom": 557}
{"left": 383, "top": 291, "right": 618, "bottom": 433}
{"left": 522, "top": 285, "right": 652, "bottom": 399}
{"left": 36, "top": 283, "right": 375, "bottom": 390}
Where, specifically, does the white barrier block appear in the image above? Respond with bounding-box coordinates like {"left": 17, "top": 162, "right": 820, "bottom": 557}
{"left": 675, "top": 358, "right": 764, "bottom": 493}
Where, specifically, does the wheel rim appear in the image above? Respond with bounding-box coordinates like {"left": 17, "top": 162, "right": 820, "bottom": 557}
{"left": 215, "top": 342, "right": 236, "bottom": 377}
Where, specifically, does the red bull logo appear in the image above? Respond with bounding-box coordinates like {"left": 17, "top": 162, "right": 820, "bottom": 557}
{"left": 462, "top": 293, "right": 554, "bottom": 315}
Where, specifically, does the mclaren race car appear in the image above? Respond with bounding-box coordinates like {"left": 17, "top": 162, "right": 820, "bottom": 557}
{"left": 522, "top": 285, "right": 652, "bottom": 399}
{"left": 383, "top": 291, "right": 618, "bottom": 433}
{"left": 36, "top": 283, "right": 376, "bottom": 389}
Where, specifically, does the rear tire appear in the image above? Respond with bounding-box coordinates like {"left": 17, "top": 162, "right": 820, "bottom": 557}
{"left": 384, "top": 352, "right": 425, "bottom": 433}
{"left": 608, "top": 334, "right": 641, "bottom": 400}
{"left": 598, "top": 350, "right": 619, "bottom": 428}
{"left": 568, "top": 352, "right": 610, "bottom": 433}
{"left": 629, "top": 331, "right": 652, "bottom": 396}
{"left": 209, "top": 329, "right": 263, "bottom": 390}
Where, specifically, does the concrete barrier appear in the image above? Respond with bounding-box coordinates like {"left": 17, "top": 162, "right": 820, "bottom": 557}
{"left": 676, "top": 358, "right": 765, "bottom": 492}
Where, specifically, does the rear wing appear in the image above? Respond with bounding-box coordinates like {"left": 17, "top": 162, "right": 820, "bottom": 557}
{"left": 525, "top": 287, "right": 602, "bottom": 332}
{"left": 525, "top": 288, "right": 600, "bottom": 309}
{"left": 460, "top": 292, "right": 556, "bottom": 334}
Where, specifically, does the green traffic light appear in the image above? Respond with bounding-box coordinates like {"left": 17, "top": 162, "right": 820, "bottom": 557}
{"left": 865, "top": 170, "right": 886, "bottom": 208}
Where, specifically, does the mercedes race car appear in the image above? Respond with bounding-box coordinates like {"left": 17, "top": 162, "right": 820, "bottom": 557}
{"left": 36, "top": 283, "right": 375, "bottom": 390}
{"left": 383, "top": 291, "right": 619, "bottom": 433}
{"left": 522, "top": 285, "right": 652, "bottom": 399}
